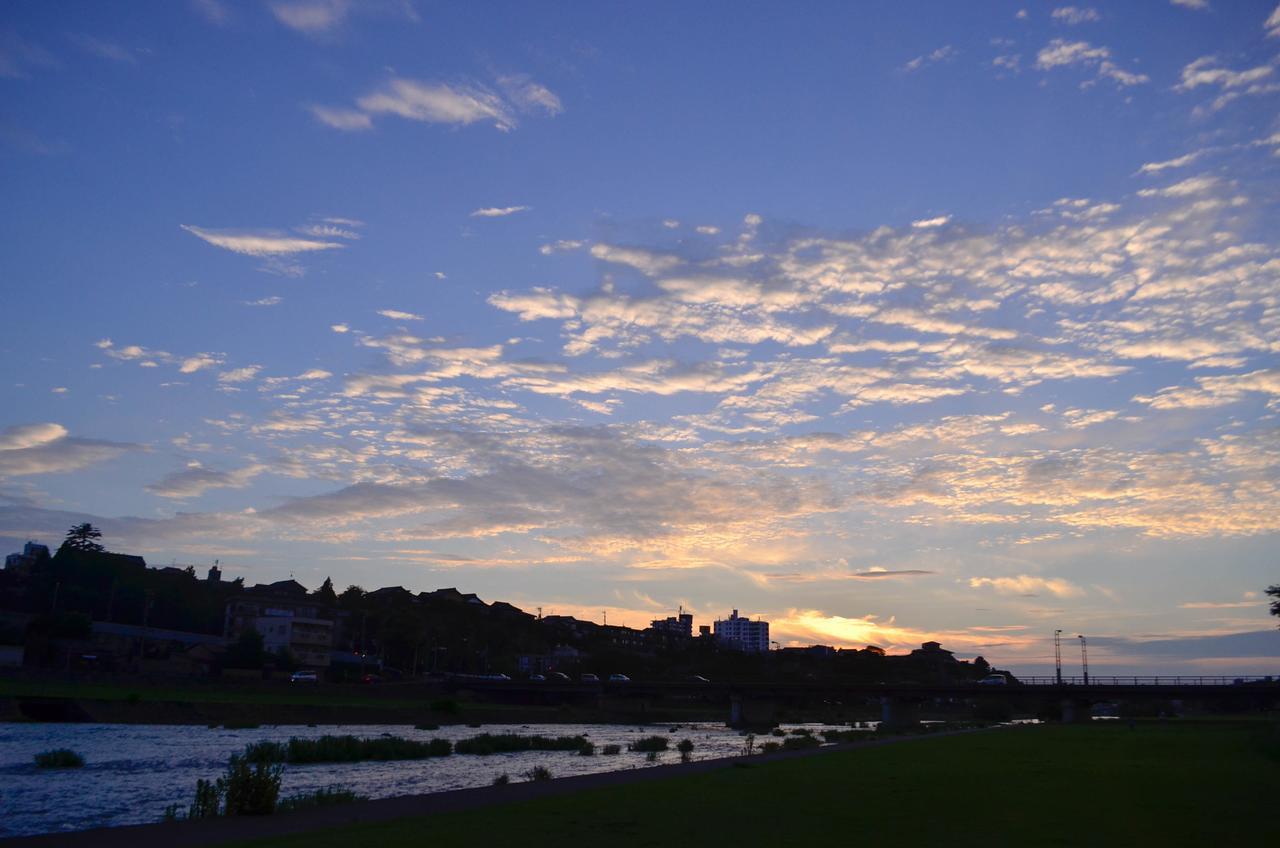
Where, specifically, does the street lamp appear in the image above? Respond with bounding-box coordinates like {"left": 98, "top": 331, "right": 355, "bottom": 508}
{"left": 1077, "top": 635, "right": 1089, "bottom": 685}
{"left": 1054, "top": 630, "right": 1063, "bottom": 685}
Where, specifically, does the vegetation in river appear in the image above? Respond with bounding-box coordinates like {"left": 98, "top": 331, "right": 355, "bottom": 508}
{"left": 33, "top": 748, "right": 84, "bottom": 768}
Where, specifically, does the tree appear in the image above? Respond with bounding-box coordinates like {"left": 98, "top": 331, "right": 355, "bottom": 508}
{"left": 1268, "top": 584, "right": 1280, "bottom": 627}
{"left": 314, "top": 577, "right": 338, "bottom": 606}
{"left": 61, "top": 523, "right": 104, "bottom": 553}
{"left": 225, "top": 628, "right": 265, "bottom": 669}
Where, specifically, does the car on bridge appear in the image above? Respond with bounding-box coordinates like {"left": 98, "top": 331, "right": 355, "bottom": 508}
{"left": 978, "top": 674, "right": 1008, "bottom": 685}
{"left": 608, "top": 673, "right": 630, "bottom": 683}
{"left": 581, "top": 673, "right": 600, "bottom": 683}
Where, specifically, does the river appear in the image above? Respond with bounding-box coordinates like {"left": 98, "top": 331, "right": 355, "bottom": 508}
{"left": 0, "top": 720, "right": 871, "bottom": 837}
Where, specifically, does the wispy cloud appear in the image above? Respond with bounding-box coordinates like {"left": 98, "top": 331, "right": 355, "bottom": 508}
{"left": 471, "top": 206, "right": 530, "bottom": 218}
{"left": 1035, "top": 39, "right": 1149, "bottom": 86}
{"left": 377, "top": 309, "right": 424, "bottom": 321}
{"left": 903, "top": 45, "right": 957, "bottom": 72}
{"left": 314, "top": 75, "right": 562, "bottom": 134}
{"left": 1051, "top": 7, "right": 1101, "bottom": 25}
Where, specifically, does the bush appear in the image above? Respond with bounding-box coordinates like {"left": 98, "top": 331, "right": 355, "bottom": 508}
{"left": 34, "top": 749, "right": 84, "bottom": 768}
{"left": 762, "top": 741, "right": 781, "bottom": 753}
{"left": 492, "top": 773, "right": 510, "bottom": 786}
{"left": 524, "top": 765, "right": 552, "bottom": 782}
{"left": 577, "top": 741, "right": 596, "bottom": 756}
{"left": 677, "top": 738, "right": 695, "bottom": 763}
{"left": 781, "top": 735, "right": 821, "bottom": 751}
{"left": 601, "top": 744, "right": 622, "bottom": 755}
{"left": 276, "top": 786, "right": 364, "bottom": 814}
{"left": 244, "top": 735, "right": 453, "bottom": 765}
{"left": 627, "top": 735, "right": 669, "bottom": 753}
{"left": 771, "top": 728, "right": 786, "bottom": 737}
{"left": 455, "top": 733, "right": 588, "bottom": 756}
{"left": 821, "top": 729, "right": 865, "bottom": 743}
{"left": 222, "top": 755, "right": 282, "bottom": 816}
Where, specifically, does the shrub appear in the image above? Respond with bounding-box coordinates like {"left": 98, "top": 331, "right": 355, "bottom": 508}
{"left": 276, "top": 786, "right": 364, "bottom": 814}
{"left": 492, "top": 773, "right": 510, "bottom": 786}
{"left": 771, "top": 728, "right": 786, "bottom": 737}
{"left": 627, "top": 735, "right": 669, "bottom": 753}
{"left": 781, "top": 735, "right": 821, "bottom": 751}
{"left": 821, "top": 729, "right": 865, "bottom": 744}
{"left": 645, "top": 751, "right": 659, "bottom": 762}
{"left": 676, "top": 738, "right": 695, "bottom": 763}
{"left": 221, "top": 755, "right": 282, "bottom": 816}
{"left": 243, "top": 735, "right": 453, "bottom": 764}
{"left": 524, "top": 765, "right": 552, "bottom": 782}
{"left": 762, "top": 741, "right": 781, "bottom": 753}
{"left": 577, "top": 741, "right": 596, "bottom": 756}
{"left": 601, "top": 744, "right": 622, "bottom": 755}
{"left": 34, "top": 749, "right": 84, "bottom": 768}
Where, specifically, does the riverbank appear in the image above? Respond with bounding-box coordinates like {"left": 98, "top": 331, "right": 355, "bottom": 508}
{"left": 5, "top": 725, "right": 989, "bottom": 847}
{"left": 240, "top": 719, "right": 1279, "bottom": 848}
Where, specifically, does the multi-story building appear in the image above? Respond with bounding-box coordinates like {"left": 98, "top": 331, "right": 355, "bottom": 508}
{"left": 713, "top": 609, "right": 770, "bottom": 653}
{"left": 224, "top": 579, "right": 334, "bottom": 669}
{"left": 649, "top": 610, "right": 694, "bottom": 638}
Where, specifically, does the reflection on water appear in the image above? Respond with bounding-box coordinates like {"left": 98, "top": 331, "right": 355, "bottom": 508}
{"left": 0, "top": 721, "right": 864, "bottom": 837}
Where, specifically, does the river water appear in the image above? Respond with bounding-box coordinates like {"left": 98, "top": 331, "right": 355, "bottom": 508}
{"left": 0, "top": 721, "right": 869, "bottom": 837}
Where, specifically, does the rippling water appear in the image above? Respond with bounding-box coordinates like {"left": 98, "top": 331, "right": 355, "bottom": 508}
{"left": 0, "top": 721, "right": 869, "bottom": 836}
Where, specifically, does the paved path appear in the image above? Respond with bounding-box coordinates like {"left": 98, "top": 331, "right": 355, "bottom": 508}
{"left": 7, "top": 727, "right": 998, "bottom": 847}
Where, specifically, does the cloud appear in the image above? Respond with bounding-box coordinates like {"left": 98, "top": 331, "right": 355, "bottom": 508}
{"left": 969, "top": 575, "right": 1085, "bottom": 597}
{"left": 1035, "top": 39, "right": 1149, "bottom": 86}
{"left": 1051, "top": 7, "right": 1101, "bottom": 25}
{"left": 1174, "top": 56, "right": 1277, "bottom": 110}
{"left": 1268, "top": 4, "right": 1280, "bottom": 37}
{"left": 378, "top": 309, "right": 424, "bottom": 321}
{"left": 190, "top": 0, "right": 232, "bottom": 26}
{"left": 146, "top": 463, "right": 267, "bottom": 499}
{"left": 181, "top": 225, "right": 345, "bottom": 257}
{"left": 68, "top": 34, "right": 138, "bottom": 64}
{"left": 243, "top": 296, "right": 283, "bottom": 307}
{"left": 903, "top": 45, "right": 957, "bottom": 73}
{"left": 0, "top": 30, "right": 58, "bottom": 79}
{"left": 1136, "top": 151, "right": 1204, "bottom": 174}
{"left": 330, "top": 323, "right": 350, "bottom": 333}
{"left": 307, "top": 105, "right": 373, "bottom": 131}
{"left": 269, "top": 0, "right": 350, "bottom": 34}
{"left": 470, "top": 206, "right": 530, "bottom": 218}
{"left": 911, "top": 215, "right": 951, "bottom": 229}
{"left": 218, "top": 365, "right": 262, "bottom": 384}
{"left": 0, "top": 423, "right": 140, "bottom": 478}
{"left": 315, "top": 74, "right": 563, "bottom": 134}
{"left": 179, "top": 354, "right": 223, "bottom": 374}
{"left": 1170, "top": 0, "right": 1209, "bottom": 9}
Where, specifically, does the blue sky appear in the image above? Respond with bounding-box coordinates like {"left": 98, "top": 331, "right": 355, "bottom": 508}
{"left": 3, "top": 0, "right": 1279, "bottom": 674}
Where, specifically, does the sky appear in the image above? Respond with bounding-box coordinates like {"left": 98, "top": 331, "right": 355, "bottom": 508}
{"left": 2, "top": 0, "right": 1279, "bottom": 676}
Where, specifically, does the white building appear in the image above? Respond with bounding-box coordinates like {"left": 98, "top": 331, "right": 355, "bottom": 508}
{"left": 714, "top": 609, "right": 769, "bottom": 653}
{"left": 252, "top": 614, "right": 334, "bottom": 669}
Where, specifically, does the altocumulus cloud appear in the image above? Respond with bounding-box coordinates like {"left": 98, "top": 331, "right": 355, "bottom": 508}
{"left": 0, "top": 423, "right": 140, "bottom": 478}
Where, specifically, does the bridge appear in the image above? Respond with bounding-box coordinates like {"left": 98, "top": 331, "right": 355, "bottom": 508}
{"left": 446, "top": 675, "right": 1280, "bottom": 728}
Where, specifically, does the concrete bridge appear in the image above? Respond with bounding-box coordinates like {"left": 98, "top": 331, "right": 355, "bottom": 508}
{"left": 446, "top": 676, "right": 1280, "bottom": 728}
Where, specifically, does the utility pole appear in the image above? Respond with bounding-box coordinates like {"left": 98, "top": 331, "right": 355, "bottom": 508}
{"left": 1054, "top": 629, "right": 1063, "bottom": 685}
{"left": 1078, "top": 635, "right": 1089, "bottom": 685}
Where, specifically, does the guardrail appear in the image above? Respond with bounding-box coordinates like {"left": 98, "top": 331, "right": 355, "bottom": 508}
{"left": 1014, "top": 676, "right": 1276, "bottom": 686}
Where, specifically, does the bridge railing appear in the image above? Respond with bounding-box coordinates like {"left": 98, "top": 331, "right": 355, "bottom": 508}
{"left": 1014, "top": 675, "right": 1275, "bottom": 686}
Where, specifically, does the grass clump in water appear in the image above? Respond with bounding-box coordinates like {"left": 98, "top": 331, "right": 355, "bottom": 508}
{"left": 628, "top": 735, "right": 669, "bottom": 753}
{"left": 244, "top": 735, "right": 452, "bottom": 764}
{"left": 454, "top": 733, "right": 589, "bottom": 755}
{"left": 34, "top": 749, "right": 84, "bottom": 768}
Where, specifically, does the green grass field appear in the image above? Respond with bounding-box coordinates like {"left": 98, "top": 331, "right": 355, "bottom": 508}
{"left": 234, "top": 721, "right": 1279, "bottom": 848}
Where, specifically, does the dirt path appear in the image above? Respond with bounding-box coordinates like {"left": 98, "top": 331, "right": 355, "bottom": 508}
{"left": 6, "top": 727, "right": 997, "bottom": 848}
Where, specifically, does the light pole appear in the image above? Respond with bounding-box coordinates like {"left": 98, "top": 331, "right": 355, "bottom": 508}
{"left": 1077, "top": 635, "right": 1089, "bottom": 685}
{"left": 1054, "top": 629, "right": 1063, "bottom": 685}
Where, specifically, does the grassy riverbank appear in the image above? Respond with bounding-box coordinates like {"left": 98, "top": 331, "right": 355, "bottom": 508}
{"left": 233, "top": 721, "right": 1278, "bottom": 848}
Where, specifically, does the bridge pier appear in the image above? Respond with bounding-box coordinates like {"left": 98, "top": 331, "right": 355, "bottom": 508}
{"left": 1059, "top": 697, "right": 1092, "bottom": 723}
{"left": 880, "top": 695, "right": 921, "bottom": 731}
{"left": 728, "top": 694, "right": 780, "bottom": 728}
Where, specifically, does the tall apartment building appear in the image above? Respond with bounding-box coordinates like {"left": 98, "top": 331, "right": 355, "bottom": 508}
{"left": 713, "top": 609, "right": 769, "bottom": 653}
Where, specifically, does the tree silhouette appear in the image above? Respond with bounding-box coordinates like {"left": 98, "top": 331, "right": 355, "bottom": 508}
{"left": 1268, "top": 584, "right": 1279, "bottom": 627}
{"left": 62, "top": 523, "right": 104, "bottom": 553}
{"left": 314, "top": 577, "right": 338, "bottom": 605}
